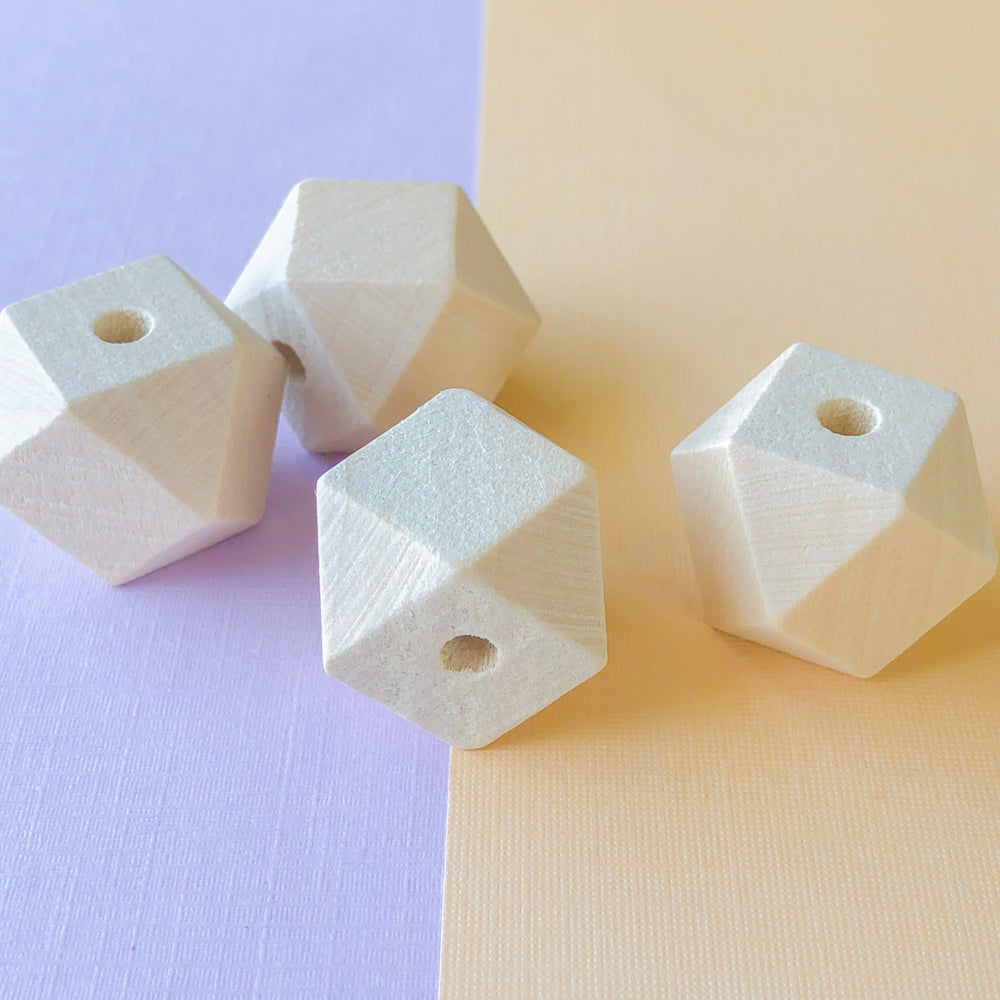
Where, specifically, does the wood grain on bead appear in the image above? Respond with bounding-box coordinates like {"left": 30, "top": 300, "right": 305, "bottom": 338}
{"left": 316, "top": 388, "right": 606, "bottom": 748}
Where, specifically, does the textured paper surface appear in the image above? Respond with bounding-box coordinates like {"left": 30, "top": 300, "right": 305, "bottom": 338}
{"left": 440, "top": 1, "right": 1000, "bottom": 996}
{"left": 0, "top": 2, "right": 480, "bottom": 997}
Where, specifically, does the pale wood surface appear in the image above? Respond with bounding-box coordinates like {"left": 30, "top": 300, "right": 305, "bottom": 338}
{"left": 441, "top": 0, "right": 1000, "bottom": 995}
{"left": 672, "top": 342, "right": 996, "bottom": 678}
{"left": 0, "top": 256, "right": 286, "bottom": 584}
{"left": 227, "top": 181, "right": 540, "bottom": 453}
{"left": 317, "top": 389, "right": 606, "bottom": 749}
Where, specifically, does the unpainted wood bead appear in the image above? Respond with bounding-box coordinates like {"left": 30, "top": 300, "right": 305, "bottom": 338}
{"left": 317, "top": 389, "right": 607, "bottom": 748}
{"left": 671, "top": 343, "right": 996, "bottom": 677}
{"left": 226, "top": 179, "right": 541, "bottom": 453}
{"left": 0, "top": 256, "right": 286, "bottom": 584}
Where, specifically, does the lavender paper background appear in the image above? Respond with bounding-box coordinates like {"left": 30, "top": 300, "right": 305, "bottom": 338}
{"left": 0, "top": 1, "right": 481, "bottom": 996}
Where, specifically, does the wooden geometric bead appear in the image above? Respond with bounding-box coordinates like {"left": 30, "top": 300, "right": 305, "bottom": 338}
{"left": 0, "top": 256, "right": 286, "bottom": 585}
{"left": 671, "top": 343, "right": 996, "bottom": 678}
{"left": 226, "top": 179, "right": 541, "bottom": 454}
{"left": 317, "top": 389, "right": 606, "bottom": 748}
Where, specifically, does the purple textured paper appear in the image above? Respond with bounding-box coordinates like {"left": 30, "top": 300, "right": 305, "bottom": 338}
{"left": 0, "top": 1, "right": 481, "bottom": 996}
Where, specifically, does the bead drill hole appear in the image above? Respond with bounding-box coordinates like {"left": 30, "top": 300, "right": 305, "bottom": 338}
{"left": 816, "top": 398, "right": 880, "bottom": 436}
{"left": 440, "top": 635, "right": 498, "bottom": 673}
{"left": 272, "top": 340, "right": 306, "bottom": 381}
{"left": 92, "top": 309, "right": 152, "bottom": 344}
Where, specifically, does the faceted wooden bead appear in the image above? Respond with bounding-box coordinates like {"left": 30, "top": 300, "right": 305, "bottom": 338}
{"left": 671, "top": 343, "right": 996, "bottom": 677}
{"left": 226, "top": 179, "right": 541, "bottom": 453}
{"left": 0, "top": 256, "right": 286, "bottom": 584}
{"left": 317, "top": 389, "right": 607, "bottom": 748}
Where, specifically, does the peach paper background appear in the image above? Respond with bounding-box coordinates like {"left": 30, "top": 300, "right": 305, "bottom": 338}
{"left": 441, "top": 1, "right": 1000, "bottom": 996}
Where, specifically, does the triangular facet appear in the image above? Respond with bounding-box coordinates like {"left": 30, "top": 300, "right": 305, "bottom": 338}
{"left": 730, "top": 440, "right": 902, "bottom": 618}
{"left": 372, "top": 283, "right": 538, "bottom": 431}
{"left": 290, "top": 278, "right": 451, "bottom": 418}
{"left": 670, "top": 443, "right": 770, "bottom": 632}
{"left": 453, "top": 189, "right": 539, "bottom": 323}
{"left": 0, "top": 411, "right": 206, "bottom": 584}
{"left": 214, "top": 339, "right": 286, "bottom": 522}
{"left": 904, "top": 401, "right": 996, "bottom": 561}
{"left": 225, "top": 185, "right": 300, "bottom": 312}
{"left": 468, "top": 473, "right": 605, "bottom": 662}
{"left": 287, "top": 180, "right": 458, "bottom": 286}
{"left": 781, "top": 509, "right": 995, "bottom": 677}
{"left": 0, "top": 310, "right": 65, "bottom": 460}
{"left": 672, "top": 347, "right": 790, "bottom": 456}
{"left": 70, "top": 345, "right": 239, "bottom": 517}
{"left": 317, "top": 484, "right": 454, "bottom": 664}
{"left": 188, "top": 274, "right": 280, "bottom": 350}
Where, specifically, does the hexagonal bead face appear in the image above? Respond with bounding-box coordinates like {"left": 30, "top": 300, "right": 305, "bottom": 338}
{"left": 671, "top": 343, "right": 996, "bottom": 678}
{"left": 0, "top": 256, "right": 286, "bottom": 584}
{"left": 317, "top": 389, "right": 607, "bottom": 748}
{"left": 226, "top": 180, "right": 541, "bottom": 453}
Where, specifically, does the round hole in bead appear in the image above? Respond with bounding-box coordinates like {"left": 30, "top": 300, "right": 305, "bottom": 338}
{"left": 440, "top": 635, "right": 498, "bottom": 673}
{"left": 92, "top": 309, "right": 152, "bottom": 344}
{"left": 272, "top": 340, "right": 306, "bottom": 381}
{"left": 816, "top": 398, "right": 881, "bottom": 436}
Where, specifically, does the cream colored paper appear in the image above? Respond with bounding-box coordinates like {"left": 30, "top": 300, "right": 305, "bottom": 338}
{"left": 440, "top": 0, "right": 1000, "bottom": 996}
